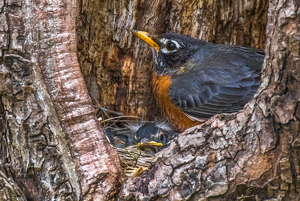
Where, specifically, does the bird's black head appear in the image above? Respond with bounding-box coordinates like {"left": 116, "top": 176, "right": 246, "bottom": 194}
{"left": 132, "top": 30, "right": 203, "bottom": 76}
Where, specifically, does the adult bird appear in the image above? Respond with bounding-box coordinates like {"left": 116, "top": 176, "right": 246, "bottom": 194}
{"left": 132, "top": 30, "right": 264, "bottom": 132}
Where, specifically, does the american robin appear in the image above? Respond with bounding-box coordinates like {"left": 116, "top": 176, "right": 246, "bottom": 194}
{"left": 137, "top": 138, "right": 163, "bottom": 154}
{"left": 132, "top": 30, "right": 264, "bottom": 132}
{"left": 104, "top": 122, "right": 175, "bottom": 149}
{"left": 134, "top": 122, "right": 175, "bottom": 145}
{"left": 105, "top": 129, "right": 131, "bottom": 148}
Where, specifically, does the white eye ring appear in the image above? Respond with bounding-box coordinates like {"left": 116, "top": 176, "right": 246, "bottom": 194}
{"left": 159, "top": 39, "right": 181, "bottom": 54}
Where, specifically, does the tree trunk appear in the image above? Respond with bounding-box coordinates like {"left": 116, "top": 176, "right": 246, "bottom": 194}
{"left": 0, "top": 0, "right": 122, "bottom": 200}
{"left": 1, "top": 0, "right": 299, "bottom": 201}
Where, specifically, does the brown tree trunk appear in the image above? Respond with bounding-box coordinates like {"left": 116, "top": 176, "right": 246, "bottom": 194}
{"left": 1, "top": 0, "right": 299, "bottom": 201}
{"left": 0, "top": 0, "right": 122, "bottom": 200}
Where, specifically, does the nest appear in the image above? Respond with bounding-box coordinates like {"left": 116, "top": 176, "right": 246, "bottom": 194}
{"left": 115, "top": 145, "right": 155, "bottom": 179}
{"left": 90, "top": 94, "right": 164, "bottom": 180}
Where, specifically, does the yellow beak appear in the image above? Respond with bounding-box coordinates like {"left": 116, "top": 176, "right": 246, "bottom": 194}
{"left": 138, "top": 141, "right": 163, "bottom": 148}
{"left": 132, "top": 30, "right": 160, "bottom": 50}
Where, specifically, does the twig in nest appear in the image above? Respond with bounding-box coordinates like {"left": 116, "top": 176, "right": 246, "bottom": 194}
{"left": 89, "top": 93, "right": 110, "bottom": 119}
{"left": 132, "top": 167, "right": 147, "bottom": 178}
{"left": 99, "top": 116, "right": 141, "bottom": 124}
{"left": 103, "top": 120, "right": 155, "bottom": 123}
{"left": 93, "top": 105, "right": 124, "bottom": 116}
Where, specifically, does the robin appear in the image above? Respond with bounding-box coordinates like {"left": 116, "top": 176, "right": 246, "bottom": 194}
{"left": 137, "top": 138, "right": 163, "bottom": 154}
{"left": 132, "top": 30, "right": 264, "bottom": 132}
{"left": 104, "top": 122, "right": 174, "bottom": 149}
{"left": 133, "top": 122, "right": 175, "bottom": 145}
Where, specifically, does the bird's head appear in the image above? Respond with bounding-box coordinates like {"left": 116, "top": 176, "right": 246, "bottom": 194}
{"left": 132, "top": 30, "right": 203, "bottom": 76}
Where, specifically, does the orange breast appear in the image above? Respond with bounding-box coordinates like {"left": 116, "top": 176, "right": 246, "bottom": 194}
{"left": 151, "top": 75, "right": 203, "bottom": 132}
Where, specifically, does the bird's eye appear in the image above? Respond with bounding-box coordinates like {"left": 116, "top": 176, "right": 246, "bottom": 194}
{"left": 160, "top": 134, "right": 165, "bottom": 142}
{"left": 166, "top": 41, "right": 177, "bottom": 51}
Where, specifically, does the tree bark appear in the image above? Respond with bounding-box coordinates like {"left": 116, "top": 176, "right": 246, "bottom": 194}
{"left": 0, "top": 0, "right": 122, "bottom": 200}
{"left": 1, "top": 0, "right": 300, "bottom": 201}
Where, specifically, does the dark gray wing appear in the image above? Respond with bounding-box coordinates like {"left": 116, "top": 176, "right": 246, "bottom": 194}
{"left": 168, "top": 45, "right": 263, "bottom": 119}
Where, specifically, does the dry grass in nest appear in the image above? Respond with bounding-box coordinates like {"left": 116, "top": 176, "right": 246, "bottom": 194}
{"left": 115, "top": 145, "right": 155, "bottom": 180}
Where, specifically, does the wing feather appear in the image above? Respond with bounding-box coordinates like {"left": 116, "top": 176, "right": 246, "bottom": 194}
{"left": 168, "top": 68, "right": 261, "bottom": 119}
{"left": 167, "top": 43, "right": 263, "bottom": 120}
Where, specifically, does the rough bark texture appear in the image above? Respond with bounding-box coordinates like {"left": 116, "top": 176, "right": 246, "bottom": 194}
{"left": 119, "top": 0, "right": 300, "bottom": 200}
{"left": 0, "top": 0, "right": 122, "bottom": 200}
{"left": 77, "top": 0, "right": 268, "bottom": 119}
{"left": 1, "top": 0, "right": 300, "bottom": 200}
